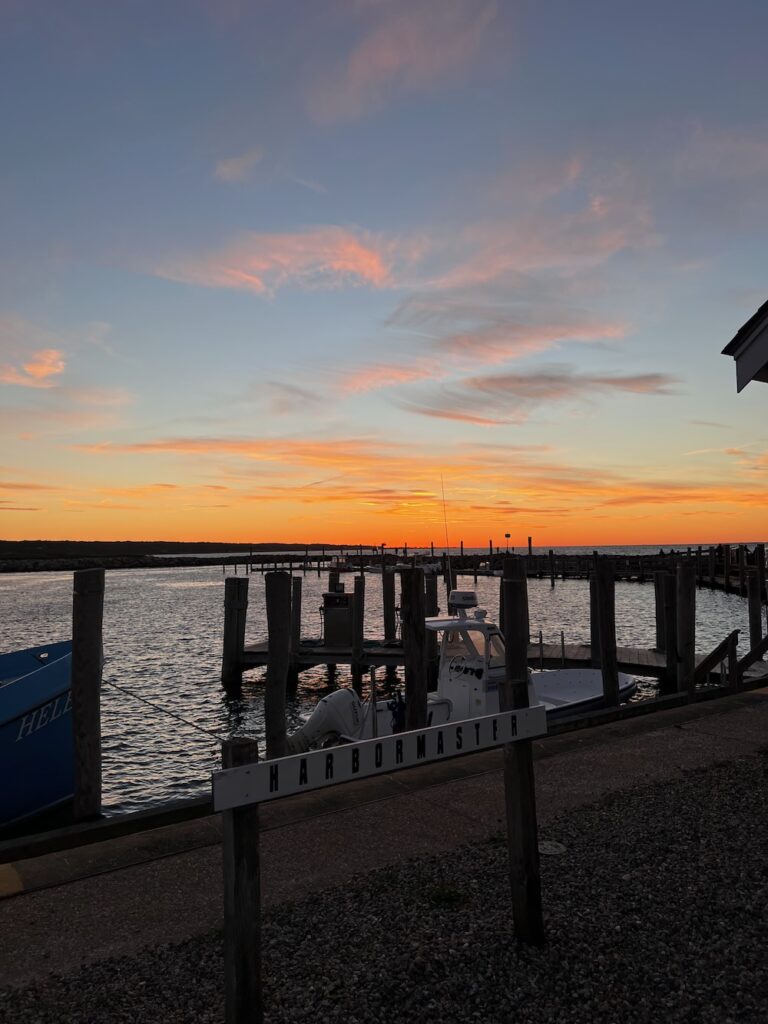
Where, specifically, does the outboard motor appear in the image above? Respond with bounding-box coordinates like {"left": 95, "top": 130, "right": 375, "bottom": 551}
{"left": 286, "top": 688, "right": 365, "bottom": 753}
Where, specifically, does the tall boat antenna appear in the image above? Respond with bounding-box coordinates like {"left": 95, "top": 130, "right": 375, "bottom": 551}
{"left": 440, "top": 474, "right": 451, "bottom": 565}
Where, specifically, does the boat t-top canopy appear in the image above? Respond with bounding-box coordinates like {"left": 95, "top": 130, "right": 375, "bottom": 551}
{"left": 425, "top": 615, "right": 498, "bottom": 634}
{"left": 424, "top": 589, "right": 500, "bottom": 635}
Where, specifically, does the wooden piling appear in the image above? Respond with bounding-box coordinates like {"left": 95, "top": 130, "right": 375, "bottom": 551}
{"left": 738, "top": 545, "right": 746, "bottom": 596}
{"left": 222, "top": 737, "right": 262, "bottom": 1024}
{"left": 594, "top": 559, "right": 619, "bottom": 706}
{"left": 653, "top": 571, "right": 667, "bottom": 652}
{"left": 527, "top": 536, "right": 532, "bottom": 557}
{"left": 264, "top": 572, "right": 290, "bottom": 759}
{"left": 71, "top": 567, "right": 105, "bottom": 822}
{"left": 500, "top": 558, "right": 544, "bottom": 946}
{"left": 660, "top": 573, "right": 678, "bottom": 695}
{"left": 288, "top": 576, "right": 302, "bottom": 692}
{"left": 755, "top": 543, "right": 766, "bottom": 603}
{"left": 222, "top": 577, "right": 249, "bottom": 691}
{"left": 351, "top": 574, "right": 365, "bottom": 694}
{"left": 708, "top": 546, "right": 716, "bottom": 588}
{"left": 425, "top": 573, "right": 439, "bottom": 689}
{"left": 382, "top": 566, "right": 396, "bottom": 642}
{"left": 589, "top": 576, "right": 601, "bottom": 668}
{"left": 401, "top": 567, "right": 427, "bottom": 731}
{"left": 676, "top": 563, "right": 696, "bottom": 695}
{"left": 548, "top": 549, "right": 555, "bottom": 588}
{"left": 747, "top": 568, "right": 763, "bottom": 653}
{"left": 724, "top": 546, "right": 731, "bottom": 593}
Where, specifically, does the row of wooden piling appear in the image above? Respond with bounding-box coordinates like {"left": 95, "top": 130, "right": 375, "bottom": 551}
{"left": 227, "top": 543, "right": 767, "bottom": 601}
{"left": 224, "top": 553, "right": 768, "bottom": 760}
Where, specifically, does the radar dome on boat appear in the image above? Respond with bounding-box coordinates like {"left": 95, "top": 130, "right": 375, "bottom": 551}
{"left": 448, "top": 590, "right": 479, "bottom": 608}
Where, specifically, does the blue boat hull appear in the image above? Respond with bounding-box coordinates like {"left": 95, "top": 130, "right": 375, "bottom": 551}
{"left": 0, "top": 641, "right": 74, "bottom": 828}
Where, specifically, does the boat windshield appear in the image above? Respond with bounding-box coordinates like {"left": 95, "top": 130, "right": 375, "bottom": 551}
{"left": 488, "top": 632, "right": 505, "bottom": 668}
{"left": 443, "top": 629, "right": 483, "bottom": 659}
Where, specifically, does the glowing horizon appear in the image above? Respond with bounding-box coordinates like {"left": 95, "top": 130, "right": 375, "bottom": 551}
{"left": 1, "top": 2, "right": 765, "bottom": 548}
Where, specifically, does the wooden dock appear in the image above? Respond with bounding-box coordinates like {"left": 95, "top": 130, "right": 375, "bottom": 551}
{"left": 220, "top": 550, "right": 767, "bottom": 752}
{"left": 243, "top": 638, "right": 683, "bottom": 679}
{"left": 236, "top": 542, "right": 767, "bottom": 602}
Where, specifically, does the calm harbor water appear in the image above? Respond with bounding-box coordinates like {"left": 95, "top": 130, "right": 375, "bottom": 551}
{"left": 1, "top": 547, "right": 754, "bottom": 815}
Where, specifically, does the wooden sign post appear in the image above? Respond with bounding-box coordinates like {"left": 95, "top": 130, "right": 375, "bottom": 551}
{"left": 502, "top": 557, "right": 545, "bottom": 945}
{"left": 221, "top": 738, "right": 262, "bottom": 1024}
{"left": 213, "top": 703, "right": 548, "bottom": 1022}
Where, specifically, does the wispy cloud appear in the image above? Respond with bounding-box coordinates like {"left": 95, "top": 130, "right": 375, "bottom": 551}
{"left": 401, "top": 366, "right": 679, "bottom": 426}
{"left": 156, "top": 226, "right": 426, "bottom": 295}
{"left": 307, "top": 0, "right": 499, "bottom": 123}
{"left": 213, "top": 146, "right": 264, "bottom": 183}
{"left": 266, "top": 381, "right": 325, "bottom": 415}
{"left": 341, "top": 361, "right": 436, "bottom": 394}
{"left": 675, "top": 123, "right": 768, "bottom": 181}
{"left": 434, "top": 317, "right": 627, "bottom": 363}
{"left": 425, "top": 194, "right": 657, "bottom": 291}
{"left": 285, "top": 172, "right": 328, "bottom": 195}
{"left": 341, "top": 301, "right": 629, "bottom": 395}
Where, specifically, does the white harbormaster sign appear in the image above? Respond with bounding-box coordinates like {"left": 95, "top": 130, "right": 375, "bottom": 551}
{"left": 212, "top": 706, "right": 547, "bottom": 811}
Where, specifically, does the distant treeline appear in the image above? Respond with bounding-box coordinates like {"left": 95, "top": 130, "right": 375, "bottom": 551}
{"left": 0, "top": 540, "right": 346, "bottom": 561}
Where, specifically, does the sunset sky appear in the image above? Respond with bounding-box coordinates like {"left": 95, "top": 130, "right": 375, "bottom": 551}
{"left": 1, "top": 0, "right": 766, "bottom": 547}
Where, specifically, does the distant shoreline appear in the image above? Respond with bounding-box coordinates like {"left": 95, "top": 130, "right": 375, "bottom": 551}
{"left": 0, "top": 539, "right": 760, "bottom": 575}
{"left": 0, "top": 540, "right": 350, "bottom": 574}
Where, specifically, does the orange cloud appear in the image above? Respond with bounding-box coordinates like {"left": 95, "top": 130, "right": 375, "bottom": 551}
{"left": 308, "top": 0, "right": 499, "bottom": 123}
{"left": 0, "top": 348, "right": 65, "bottom": 388}
{"left": 156, "top": 227, "right": 424, "bottom": 295}
{"left": 6, "top": 424, "right": 766, "bottom": 543}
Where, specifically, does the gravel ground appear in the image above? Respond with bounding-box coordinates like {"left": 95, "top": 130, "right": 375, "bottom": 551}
{"left": 2, "top": 750, "right": 767, "bottom": 1024}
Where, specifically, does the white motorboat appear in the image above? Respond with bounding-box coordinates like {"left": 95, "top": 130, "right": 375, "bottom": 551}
{"left": 287, "top": 591, "right": 636, "bottom": 752}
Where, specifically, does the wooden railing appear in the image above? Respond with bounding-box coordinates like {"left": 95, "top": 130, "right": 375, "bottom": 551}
{"left": 687, "top": 629, "right": 739, "bottom": 692}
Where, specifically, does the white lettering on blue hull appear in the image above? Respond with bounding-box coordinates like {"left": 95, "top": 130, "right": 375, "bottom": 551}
{"left": 15, "top": 692, "right": 72, "bottom": 742}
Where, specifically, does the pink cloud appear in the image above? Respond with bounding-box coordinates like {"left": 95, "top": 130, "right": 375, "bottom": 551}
{"left": 156, "top": 226, "right": 425, "bottom": 295}
{"left": 341, "top": 361, "right": 436, "bottom": 393}
{"left": 438, "top": 318, "right": 627, "bottom": 362}
{"left": 307, "top": 0, "right": 499, "bottom": 123}
{"left": 427, "top": 194, "right": 657, "bottom": 291}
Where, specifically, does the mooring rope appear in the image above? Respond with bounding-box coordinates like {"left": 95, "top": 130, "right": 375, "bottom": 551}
{"left": 101, "top": 677, "right": 232, "bottom": 743}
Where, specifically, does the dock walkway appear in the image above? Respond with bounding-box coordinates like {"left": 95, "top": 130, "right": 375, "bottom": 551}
{"left": 243, "top": 639, "right": 695, "bottom": 677}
